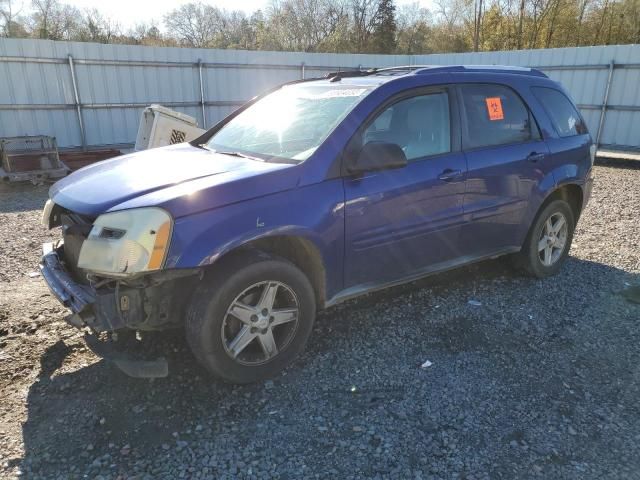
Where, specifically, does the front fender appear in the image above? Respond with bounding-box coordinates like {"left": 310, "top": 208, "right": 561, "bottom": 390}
{"left": 199, "top": 225, "right": 327, "bottom": 267}
{"left": 164, "top": 179, "right": 345, "bottom": 298}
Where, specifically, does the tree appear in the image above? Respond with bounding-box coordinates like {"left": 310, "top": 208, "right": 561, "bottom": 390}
{"left": 30, "top": 0, "right": 80, "bottom": 40}
{"left": 127, "top": 22, "right": 168, "bottom": 46}
{"left": 257, "top": 0, "right": 347, "bottom": 52}
{"left": 1, "top": 0, "right": 640, "bottom": 55}
{"left": 76, "top": 8, "right": 121, "bottom": 43}
{"left": 351, "top": 0, "right": 379, "bottom": 51}
{"left": 396, "top": 3, "right": 432, "bottom": 54}
{"left": 472, "top": 0, "right": 483, "bottom": 51}
{"left": 371, "top": 0, "right": 397, "bottom": 52}
{"left": 164, "top": 2, "right": 220, "bottom": 48}
{"left": 1, "top": 0, "right": 27, "bottom": 37}
{"left": 430, "top": 0, "right": 469, "bottom": 52}
{"left": 517, "top": 0, "right": 526, "bottom": 48}
{"left": 164, "top": 2, "right": 259, "bottom": 49}
{"left": 219, "top": 10, "right": 257, "bottom": 50}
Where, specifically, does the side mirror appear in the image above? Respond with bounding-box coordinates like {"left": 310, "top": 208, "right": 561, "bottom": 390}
{"left": 348, "top": 141, "right": 407, "bottom": 175}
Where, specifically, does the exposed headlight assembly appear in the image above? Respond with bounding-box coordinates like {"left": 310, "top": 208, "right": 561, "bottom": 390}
{"left": 78, "top": 208, "right": 172, "bottom": 277}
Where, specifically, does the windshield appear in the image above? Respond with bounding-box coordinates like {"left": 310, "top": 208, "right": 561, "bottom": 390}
{"left": 205, "top": 83, "right": 373, "bottom": 162}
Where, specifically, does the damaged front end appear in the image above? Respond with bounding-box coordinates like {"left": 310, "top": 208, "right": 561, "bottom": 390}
{"left": 41, "top": 241, "right": 198, "bottom": 332}
{"left": 40, "top": 241, "right": 199, "bottom": 378}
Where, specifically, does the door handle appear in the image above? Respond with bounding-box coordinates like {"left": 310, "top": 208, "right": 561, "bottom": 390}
{"left": 527, "top": 152, "right": 545, "bottom": 163}
{"left": 438, "top": 169, "right": 462, "bottom": 181}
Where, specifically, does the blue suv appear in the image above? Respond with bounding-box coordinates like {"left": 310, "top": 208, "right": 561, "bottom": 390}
{"left": 41, "top": 65, "right": 594, "bottom": 382}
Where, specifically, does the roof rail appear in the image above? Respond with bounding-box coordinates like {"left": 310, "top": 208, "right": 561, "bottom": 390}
{"left": 325, "top": 69, "right": 371, "bottom": 81}
{"left": 413, "top": 65, "right": 548, "bottom": 77}
{"left": 325, "top": 65, "right": 433, "bottom": 81}
{"left": 369, "top": 65, "right": 434, "bottom": 74}
{"left": 325, "top": 64, "right": 548, "bottom": 82}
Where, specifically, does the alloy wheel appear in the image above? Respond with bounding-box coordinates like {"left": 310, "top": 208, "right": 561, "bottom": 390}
{"left": 537, "top": 211, "right": 568, "bottom": 267}
{"left": 221, "top": 281, "right": 300, "bottom": 366}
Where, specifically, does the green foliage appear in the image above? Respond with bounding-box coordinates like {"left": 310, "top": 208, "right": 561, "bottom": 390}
{"left": 0, "top": 0, "right": 638, "bottom": 53}
{"left": 372, "top": 0, "right": 397, "bottom": 53}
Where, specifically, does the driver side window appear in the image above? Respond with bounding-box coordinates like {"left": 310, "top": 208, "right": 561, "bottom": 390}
{"left": 363, "top": 92, "right": 451, "bottom": 162}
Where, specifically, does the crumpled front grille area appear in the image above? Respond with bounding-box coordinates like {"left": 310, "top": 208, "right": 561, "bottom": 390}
{"left": 60, "top": 212, "right": 94, "bottom": 284}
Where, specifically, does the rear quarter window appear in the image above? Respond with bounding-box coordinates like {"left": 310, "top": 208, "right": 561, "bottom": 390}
{"left": 532, "top": 87, "right": 588, "bottom": 137}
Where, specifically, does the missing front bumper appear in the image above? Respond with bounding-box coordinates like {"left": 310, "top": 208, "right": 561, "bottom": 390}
{"left": 40, "top": 242, "right": 197, "bottom": 332}
{"left": 39, "top": 242, "right": 173, "bottom": 378}
{"left": 40, "top": 242, "right": 95, "bottom": 314}
{"left": 40, "top": 242, "right": 126, "bottom": 332}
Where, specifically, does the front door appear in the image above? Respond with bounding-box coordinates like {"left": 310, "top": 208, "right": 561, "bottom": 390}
{"left": 343, "top": 88, "right": 467, "bottom": 290}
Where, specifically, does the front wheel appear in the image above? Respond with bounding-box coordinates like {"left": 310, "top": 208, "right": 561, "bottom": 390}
{"left": 186, "top": 252, "right": 316, "bottom": 383}
{"left": 516, "top": 199, "right": 575, "bottom": 278}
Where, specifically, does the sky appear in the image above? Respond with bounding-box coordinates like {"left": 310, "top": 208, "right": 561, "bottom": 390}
{"left": 60, "top": 0, "right": 435, "bottom": 30}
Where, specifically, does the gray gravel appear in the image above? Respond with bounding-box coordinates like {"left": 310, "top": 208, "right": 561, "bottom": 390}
{"left": 1, "top": 164, "right": 639, "bottom": 479}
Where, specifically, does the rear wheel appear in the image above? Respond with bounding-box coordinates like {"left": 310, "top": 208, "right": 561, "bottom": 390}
{"left": 516, "top": 199, "right": 575, "bottom": 278}
{"left": 186, "top": 252, "right": 316, "bottom": 383}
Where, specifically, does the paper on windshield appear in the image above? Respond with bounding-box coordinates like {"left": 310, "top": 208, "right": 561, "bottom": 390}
{"left": 296, "top": 88, "right": 369, "bottom": 99}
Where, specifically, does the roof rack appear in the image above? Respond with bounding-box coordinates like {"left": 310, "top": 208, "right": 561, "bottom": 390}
{"left": 325, "top": 65, "right": 433, "bottom": 81}
{"left": 325, "top": 64, "right": 548, "bottom": 81}
{"left": 413, "top": 65, "right": 548, "bottom": 77}
{"left": 374, "top": 65, "right": 434, "bottom": 73}
{"left": 325, "top": 69, "right": 371, "bottom": 82}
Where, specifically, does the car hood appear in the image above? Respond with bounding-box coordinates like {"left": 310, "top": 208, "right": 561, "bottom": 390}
{"left": 50, "top": 144, "right": 295, "bottom": 217}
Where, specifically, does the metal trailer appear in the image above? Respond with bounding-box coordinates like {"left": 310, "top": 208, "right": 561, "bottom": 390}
{"left": 0, "top": 135, "right": 68, "bottom": 182}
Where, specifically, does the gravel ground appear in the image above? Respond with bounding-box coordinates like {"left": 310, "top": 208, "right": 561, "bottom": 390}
{"left": 1, "top": 164, "right": 639, "bottom": 480}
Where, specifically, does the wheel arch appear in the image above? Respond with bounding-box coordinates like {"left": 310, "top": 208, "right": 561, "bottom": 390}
{"left": 540, "top": 182, "right": 584, "bottom": 223}
{"left": 202, "top": 234, "right": 328, "bottom": 309}
{"left": 522, "top": 182, "right": 584, "bottom": 248}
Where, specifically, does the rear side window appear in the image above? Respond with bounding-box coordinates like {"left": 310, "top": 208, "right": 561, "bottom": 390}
{"left": 363, "top": 92, "right": 451, "bottom": 161}
{"left": 460, "top": 84, "right": 538, "bottom": 149}
{"left": 532, "top": 87, "right": 588, "bottom": 137}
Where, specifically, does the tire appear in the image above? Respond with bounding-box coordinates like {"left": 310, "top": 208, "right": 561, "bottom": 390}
{"left": 186, "top": 250, "right": 316, "bottom": 384}
{"left": 515, "top": 199, "right": 575, "bottom": 278}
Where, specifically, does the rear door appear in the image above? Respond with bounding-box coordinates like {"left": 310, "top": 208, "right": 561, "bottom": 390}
{"left": 343, "top": 87, "right": 468, "bottom": 289}
{"left": 530, "top": 86, "right": 593, "bottom": 184}
{"left": 457, "top": 83, "right": 549, "bottom": 255}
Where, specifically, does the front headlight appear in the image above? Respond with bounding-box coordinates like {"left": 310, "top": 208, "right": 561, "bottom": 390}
{"left": 78, "top": 207, "right": 173, "bottom": 277}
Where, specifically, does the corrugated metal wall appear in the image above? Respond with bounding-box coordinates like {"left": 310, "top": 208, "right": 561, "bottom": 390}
{"left": 1, "top": 38, "right": 639, "bottom": 150}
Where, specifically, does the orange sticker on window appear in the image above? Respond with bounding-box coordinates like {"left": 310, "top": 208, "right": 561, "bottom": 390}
{"left": 485, "top": 97, "right": 504, "bottom": 121}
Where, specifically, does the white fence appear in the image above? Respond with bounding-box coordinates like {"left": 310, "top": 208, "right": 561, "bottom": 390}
{"left": 1, "top": 38, "right": 639, "bottom": 151}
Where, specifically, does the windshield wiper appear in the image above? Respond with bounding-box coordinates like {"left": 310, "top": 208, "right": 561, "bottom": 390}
{"left": 216, "top": 151, "right": 265, "bottom": 162}
{"left": 200, "top": 146, "right": 265, "bottom": 162}
{"left": 200, "top": 144, "right": 300, "bottom": 164}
